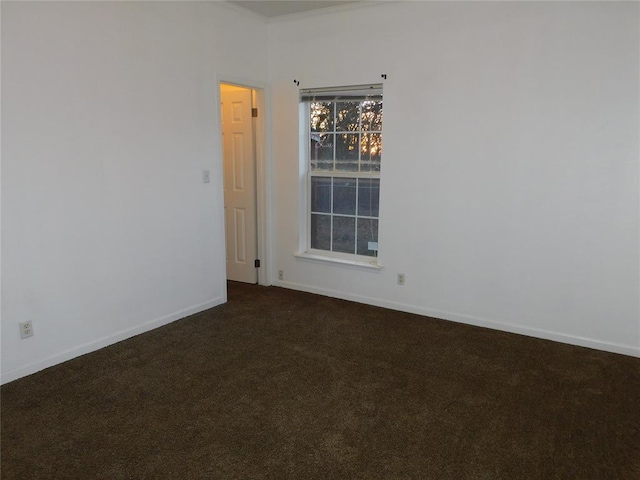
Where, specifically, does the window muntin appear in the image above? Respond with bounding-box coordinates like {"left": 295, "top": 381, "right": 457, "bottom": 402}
{"left": 303, "top": 85, "right": 382, "bottom": 259}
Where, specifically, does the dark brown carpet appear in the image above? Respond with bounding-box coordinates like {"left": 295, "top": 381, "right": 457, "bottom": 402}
{"left": 2, "top": 282, "right": 639, "bottom": 479}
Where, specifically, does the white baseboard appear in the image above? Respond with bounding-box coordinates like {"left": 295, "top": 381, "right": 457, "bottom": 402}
{"left": 273, "top": 280, "right": 640, "bottom": 358}
{"left": 1, "top": 297, "right": 224, "bottom": 385}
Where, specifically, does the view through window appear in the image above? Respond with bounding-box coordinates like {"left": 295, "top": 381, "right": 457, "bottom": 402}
{"left": 302, "top": 85, "right": 382, "bottom": 259}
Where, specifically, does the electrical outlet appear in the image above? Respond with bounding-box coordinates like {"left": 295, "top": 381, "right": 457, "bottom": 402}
{"left": 19, "top": 321, "right": 34, "bottom": 339}
{"left": 278, "top": 270, "right": 284, "bottom": 281}
{"left": 202, "top": 170, "right": 210, "bottom": 184}
{"left": 397, "top": 273, "right": 406, "bottom": 286}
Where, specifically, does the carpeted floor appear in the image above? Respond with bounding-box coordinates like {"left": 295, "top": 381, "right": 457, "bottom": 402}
{"left": 2, "top": 282, "right": 639, "bottom": 479}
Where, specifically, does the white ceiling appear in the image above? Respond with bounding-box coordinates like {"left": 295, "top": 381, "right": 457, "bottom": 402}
{"left": 227, "top": 1, "right": 359, "bottom": 18}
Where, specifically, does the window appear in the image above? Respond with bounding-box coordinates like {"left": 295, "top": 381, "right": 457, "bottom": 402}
{"left": 301, "top": 85, "right": 382, "bottom": 261}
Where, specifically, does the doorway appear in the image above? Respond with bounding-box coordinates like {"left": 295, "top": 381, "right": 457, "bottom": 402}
{"left": 220, "top": 83, "right": 261, "bottom": 284}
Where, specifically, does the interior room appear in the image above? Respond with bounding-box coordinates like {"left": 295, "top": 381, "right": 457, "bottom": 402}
{"left": 2, "top": 1, "right": 639, "bottom": 478}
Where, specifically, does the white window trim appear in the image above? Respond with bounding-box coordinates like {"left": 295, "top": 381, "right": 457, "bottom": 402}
{"left": 298, "top": 86, "right": 382, "bottom": 266}
{"left": 294, "top": 251, "right": 383, "bottom": 270}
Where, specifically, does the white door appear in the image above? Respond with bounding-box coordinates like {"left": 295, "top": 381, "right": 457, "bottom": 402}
{"left": 221, "top": 85, "right": 257, "bottom": 283}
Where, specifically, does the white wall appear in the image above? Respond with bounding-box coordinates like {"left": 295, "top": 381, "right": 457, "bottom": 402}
{"left": 2, "top": 2, "right": 638, "bottom": 385}
{"left": 269, "top": 2, "right": 640, "bottom": 356}
{"left": 1, "top": 1, "right": 268, "bottom": 383}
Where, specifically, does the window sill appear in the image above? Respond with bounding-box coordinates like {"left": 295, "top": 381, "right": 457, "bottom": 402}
{"left": 294, "top": 252, "right": 383, "bottom": 270}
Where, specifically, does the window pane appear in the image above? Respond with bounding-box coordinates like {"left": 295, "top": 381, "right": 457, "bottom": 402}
{"left": 360, "top": 101, "right": 383, "bottom": 132}
{"left": 310, "top": 133, "right": 334, "bottom": 171}
{"left": 333, "top": 216, "right": 356, "bottom": 254}
{"left": 311, "top": 214, "right": 331, "bottom": 251}
{"left": 357, "top": 218, "right": 379, "bottom": 256}
{"left": 361, "top": 133, "right": 381, "bottom": 172}
{"left": 305, "top": 89, "right": 382, "bottom": 258}
{"left": 336, "top": 102, "right": 360, "bottom": 132}
{"left": 311, "top": 177, "right": 331, "bottom": 213}
{"left": 335, "top": 133, "right": 359, "bottom": 171}
{"left": 310, "top": 102, "right": 334, "bottom": 132}
{"left": 357, "top": 178, "right": 380, "bottom": 217}
{"left": 333, "top": 178, "right": 356, "bottom": 215}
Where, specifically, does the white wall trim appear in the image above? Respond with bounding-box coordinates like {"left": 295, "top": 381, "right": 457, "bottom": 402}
{"left": 220, "top": 0, "right": 386, "bottom": 24}
{"left": 273, "top": 280, "right": 640, "bottom": 358}
{"left": 218, "top": 1, "right": 266, "bottom": 22}
{"left": 266, "top": 1, "right": 388, "bottom": 24}
{"left": 1, "top": 297, "right": 224, "bottom": 385}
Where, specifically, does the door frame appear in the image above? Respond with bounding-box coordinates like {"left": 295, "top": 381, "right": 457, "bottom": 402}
{"left": 216, "top": 75, "right": 271, "bottom": 289}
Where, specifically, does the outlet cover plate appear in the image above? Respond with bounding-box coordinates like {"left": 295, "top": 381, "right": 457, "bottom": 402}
{"left": 19, "top": 321, "right": 34, "bottom": 339}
